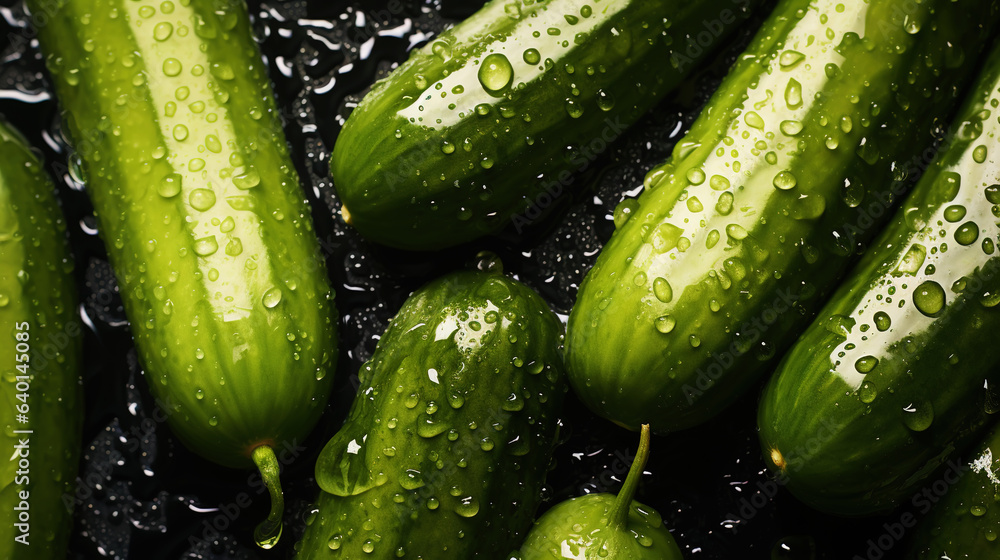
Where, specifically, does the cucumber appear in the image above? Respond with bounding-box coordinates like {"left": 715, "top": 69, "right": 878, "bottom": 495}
{"left": 758, "top": 43, "right": 1000, "bottom": 516}
{"left": 27, "top": 0, "right": 338, "bottom": 545}
{"left": 565, "top": 0, "right": 999, "bottom": 433}
{"left": 513, "top": 425, "right": 683, "bottom": 560}
{"left": 0, "top": 119, "right": 83, "bottom": 559}
{"left": 333, "top": 0, "right": 763, "bottom": 251}
{"left": 908, "top": 421, "right": 1000, "bottom": 559}
{"left": 295, "top": 263, "right": 566, "bottom": 559}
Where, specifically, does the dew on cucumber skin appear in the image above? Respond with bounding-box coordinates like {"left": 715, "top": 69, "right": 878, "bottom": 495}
{"left": 325, "top": 533, "right": 346, "bottom": 551}
{"left": 780, "top": 119, "right": 803, "bottom": 136}
{"left": 944, "top": 204, "right": 967, "bottom": 222}
{"left": 158, "top": 173, "right": 182, "bottom": 197}
{"left": 858, "top": 382, "right": 877, "bottom": 403}
{"left": 778, "top": 49, "right": 805, "bottom": 69}
{"left": 855, "top": 355, "right": 878, "bottom": 374}
{"left": 478, "top": 53, "right": 513, "bottom": 95}
{"left": 193, "top": 235, "right": 218, "bottom": 256}
{"left": 773, "top": 170, "right": 797, "bottom": 190}
{"left": 233, "top": 168, "right": 261, "bottom": 189}
{"left": 973, "top": 144, "right": 988, "bottom": 163}
{"left": 262, "top": 287, "right": 282, "bottom": 308}
{"left": 955, "top": 221, "right": 980, "bottom": 245}
{"left": 152, "top": 21, "right": 174, "bottom": 41}
{"left": 162, "top": 57, "right": 182, "bottom": 77}
{"left": 913, "top": 280, "right": 946, "bottom": 317}
{"left": 785, "top": 78, "right": 802, "bottom": 109}
{"left": 874, "top": 311, "right": 891, "bottom": 331}
{"left": 188, "top": 188, "right": 216, "bottom": 211}
{"left": 902, "top": 400, "right": 934, "bottom": 432}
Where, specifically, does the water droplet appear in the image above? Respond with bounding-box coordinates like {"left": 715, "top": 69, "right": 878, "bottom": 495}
{"left": 773, "top": 170, "right": 797, "bottom": 190}
{"left": 985, "top": 184, "right": 1000, "bottom": 204}
{"left": 944, "top": 205, "right": 967, "bottom": 222}
{"left": 689, "top": 335, "right": 701, "bottom": 348}
{"left": 478, "top": 53, "right": 513, "bottom": 95}
{"left": 874, "top": 311, "right": 891, "bottom": 331}
{"left": 709, "top": 175, "right": 730, "bottom": 191}
{"left": 744, "top": 111, "right": 765, "bottom": 130}
{"left": 840, "top": 115, "right": 853, "bottom": 133}
{"left": 154, "top": 22, "right": 173, "bottom": 41}
{"left": 855, "top": 356, "right": 879, "bottom": 374}
{"left": 189, "top": 189, "right": 217, "bottom": 211}
{"left": 780, "top": 120, "right": 803, "bottom": 136}
{"left": 225, "top": 238, "right": 243, "bottom": 256}
{"left": 913, "top": 281, "right": 945, "bottom": 317}
{"left": 686, "top": 196, "right": 703, "bottom": 212}
{"left": 205, "top": 134, "right": 222, "bottom": 153}
{"left": 686, "top": 167, "right": 705, "bottom": 185}
{"left": 455, "top": 497, "right": 480, "bottom": 518}
{"left": 785, "top": 78, "right": 802, "bottom": 109}
{"left": 655, "top": 315, "right": 675, "bottom": 334}
{"left": 193, "top": 236, "right": 219, "bottom": 256}
{"left": 158, "top": 173, "right": 182, "bottom": 197}
{"left": 565, "top": 99, "right": 583, "bottom": 118}
{"left": 233, "top": 168, "right": 261, "bottom": 189}
{"left": 859, "top": 382, "right": 877, "bottom": 403}
{"left": 902, "top": 400, "right": 934, "bottom": 432}
{"left": 262, "top": 287, "right": 282, "bottom": 308}
{"left": 653, "top": 277, "right": 672, "bottom": 303}
{"left": 163, "top": 58, "right": 182, "bottom": 77}
{"left": 955, "top": 221, "right": 979, "bottom": 246}
{"left": 212, "top": 62, "right": 235, "bottom": 80}
{"left": 328, "top": 535, "right": 343, "bottom": 550}
{"left": 716, "top": 192, "right": 734, "bottom": 215}
{"left": 172, "top": 124, "right": 189, "bottom": 141}
{"left": 596, "top": 90, "right": 615, "bottom": 111}
{"left": 523, "top": 48, "right": 540, "bottom": 65}
{"left": 779, "top": 50, "right": 805, "bottom": 69}
{"left": 726, "top": 224, "right": 748, "bottom": 240}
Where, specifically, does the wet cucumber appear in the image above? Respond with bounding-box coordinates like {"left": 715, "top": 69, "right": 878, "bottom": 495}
{"left": 513, "top": 426, "right": 683, "bottom": 560}
{"left": 0, "top": 119, "right": 83, "bottom": 559}
{"left": 295, "top": 265, "right": 566, "bottom": 559}
{"left": 565, "top": 0, "right": 999, "bottom": 433}
{"left": 758, "top": 43, "right": 1000, "bottom": 516}
{"left": 333, "top": 0, "right": 762, "bottom": 251}
{"left": 28, "top": 0, "right": 338, "bottom": 544}
{"left": 908, "top": 420, "right": 1000, "bottom": 559}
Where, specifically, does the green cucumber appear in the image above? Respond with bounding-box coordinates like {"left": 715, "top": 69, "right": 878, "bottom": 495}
{"left": 565, "top": 0, "right": 999, "bottom": 433}
{"left": 908, "top": 421, "right": 1000, "bottom": 559}
{"left": 333, "top": 0, "right": 763, "bottom": 251}
{"left": 295, "top": 264, "right": 566, "bottom": 559}
{"left": 28, "top": 0, "right": 338, "bottom": 545}
{"left": 0, "top": 119, "right": 83, "bottom": 559}
{"left": 513, "top": 425, "right": 683, "bottom": 560}
{"left": 758, "top": 43, "right": 1000, "bottom": 516}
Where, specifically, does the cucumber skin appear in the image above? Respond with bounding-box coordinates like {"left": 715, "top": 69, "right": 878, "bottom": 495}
{"left": 29, "top": 0, "right": 337, "bottom": 468}
{"left": 759, "top": 44, "right": 1000, "bottom": 516}
{"left": 333, "top": 0, "right": 762, "bottom": 251}
{"left": 908, "top": 421, "right": 1000, "bottom": 559}
{"left": 296, "top": 270, "right": 566, "bottom": 559}
{"left": 0, "top": 120, "right": 83, "bottom": 559}
{"left": 565, "top": 0, "right": 999, "bottom": 433}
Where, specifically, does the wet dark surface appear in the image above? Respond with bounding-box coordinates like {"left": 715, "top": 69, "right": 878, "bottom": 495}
{"left": 0, "top": 0, "right": 956, "bottom": 558}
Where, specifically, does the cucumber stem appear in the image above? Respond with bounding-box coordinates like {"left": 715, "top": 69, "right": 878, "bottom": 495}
{"left": 608, "top": 424, "right": 651, "bottom": 531}
{"left": 252, "top": 445, "right": 284, "bottom": 549}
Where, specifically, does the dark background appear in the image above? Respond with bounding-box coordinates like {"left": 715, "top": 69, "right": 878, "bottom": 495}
{"left": 0, "top": 0, "right": 958, "bottom": 558}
